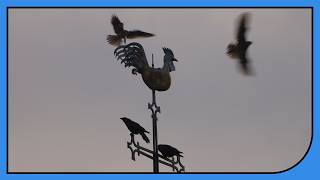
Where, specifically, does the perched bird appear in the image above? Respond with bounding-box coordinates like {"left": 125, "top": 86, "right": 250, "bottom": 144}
{"left": 120, "top": 117, "right": 150, "bottom": 143}
{"left": 107, "top": 15, "right": 155, "bottom": 46}
{"left": 158, "top": 144, "right": 183, "bottom": 158}
{"left": 226, "top": 12, "right": 254, "bottom": 75}
{"left": 114, "top": 42, "right": 178, "bottom": 91}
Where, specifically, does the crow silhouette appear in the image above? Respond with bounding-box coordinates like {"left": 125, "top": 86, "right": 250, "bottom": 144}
{"left": 227, "top": 12, "right": 254, "bottom": 75}
{"left": 120, "top": 117, "right": 150, "bottom": 143}
{"left": 107, "top": 15, "right": 155, "bottom": 46}
{"left": 158, "top": 144, "right": 183, "bottom": 158}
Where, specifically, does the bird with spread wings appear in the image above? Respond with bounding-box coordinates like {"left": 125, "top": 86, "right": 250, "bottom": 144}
{"left": 107, "top": 15, "right": 155, "bottom": 46}
{"left": 226, "top": 13, "right": 254, "bottom": 75}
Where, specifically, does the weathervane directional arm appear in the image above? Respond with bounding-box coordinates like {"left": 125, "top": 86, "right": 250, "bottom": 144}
{"left": 127, "top": 134, "right": 185, "bottom": 172}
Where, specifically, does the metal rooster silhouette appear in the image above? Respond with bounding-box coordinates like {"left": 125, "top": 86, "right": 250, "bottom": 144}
{"left": 114, "top": 42, "right": 178, "bottom": 91}
{"left": 226, "top": 12, "right": 254, "bottom": 75}
{"left": 107, "top": 15, "right": 155, "bottom": 46}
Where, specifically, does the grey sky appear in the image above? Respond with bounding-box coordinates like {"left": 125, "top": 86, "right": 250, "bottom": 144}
{"left": 9, "top": 8, "right": 311, "bottom": 172}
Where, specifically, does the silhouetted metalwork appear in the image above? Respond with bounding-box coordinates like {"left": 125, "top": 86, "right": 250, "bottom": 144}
{"left": 127, "top": 133, "right": 185, "bottom": 173}
{"left": 227, "top": 12, "right": 254, "bottom": 75}
{"left": 114, "top": 42, "right": 184, "bottom": 173}
{"left": 114, "top": 42, "right": 178, "bottom": 91}
{"left": 148, "top": 57, "right": 161, "bottom": 172}
{"left": 107, "top": 15, "right": 155, "bottom": 46}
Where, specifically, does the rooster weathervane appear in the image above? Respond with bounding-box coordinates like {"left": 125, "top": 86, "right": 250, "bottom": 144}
{"left": 107, "top": 14, "right": 185, "bottom": 173}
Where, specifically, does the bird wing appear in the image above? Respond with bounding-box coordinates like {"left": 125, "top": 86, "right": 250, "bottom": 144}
{"left": 140, "top": 132, "right": 150, "bottom": 143}
{"left": 236, "top": 13, "right": 250, "bottom": 43}
{"left": 111, "top": 15, "right": 124, "bottom": 35}
{"left": 129, "top": 120, "right": 145, "bottom": 132}
{"left": 126, "top": 30, "right": 154, "bottom": 39}
{"left": 121, "top": 117, "right": 150, "bottom": 133}
{"left": 158, "top": 144, "right": 183, "bottom": 157}
{"left": 140, "top": 126, "right": 150, "bottom": 133}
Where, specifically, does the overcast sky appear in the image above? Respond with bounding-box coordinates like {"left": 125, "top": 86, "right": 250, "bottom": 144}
{"left": 8, "top": 8, "right": 311, "bottom": 172}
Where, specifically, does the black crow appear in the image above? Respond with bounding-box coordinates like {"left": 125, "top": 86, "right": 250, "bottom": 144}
{"left": 120, "top": 117, "right": 150, "bottom": 143}
{"left": 158, "top": 144, "right": 183, "bottom": 158}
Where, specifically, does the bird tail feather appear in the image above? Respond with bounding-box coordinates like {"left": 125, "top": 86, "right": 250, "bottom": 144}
{"left": 140, "top": 132, "right": 150, "bottom": 143}
{"left": 107, "top": 35, "right": 122, "bottom": 46}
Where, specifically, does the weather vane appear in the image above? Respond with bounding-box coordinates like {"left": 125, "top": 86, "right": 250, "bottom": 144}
{"left": 114, "top": 42, "right": 184, "bottom": 173}
{"left": 107, "top": 13, "right": 184, "bottom": 173}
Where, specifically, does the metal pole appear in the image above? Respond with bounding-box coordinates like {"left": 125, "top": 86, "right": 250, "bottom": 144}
{"left": 151, "top": 54, "right": 159, "bottom": 173}
{"left": 152, "top": 89, "right": 159, "bottom": 173}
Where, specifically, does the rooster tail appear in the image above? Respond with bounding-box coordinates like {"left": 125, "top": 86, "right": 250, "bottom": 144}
{"left": 140, "top": 132, "right": 150, "bottom": 143}
{"left": 107, "top": 35, "right": 122, "bottom": 46}
{"left": 114, "top": 42, "right": 149, "bottom": 75}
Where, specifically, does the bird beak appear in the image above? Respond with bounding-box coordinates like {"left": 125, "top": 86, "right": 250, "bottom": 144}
{"left": 173, "top": 58, "right": 178, "bottom": 62}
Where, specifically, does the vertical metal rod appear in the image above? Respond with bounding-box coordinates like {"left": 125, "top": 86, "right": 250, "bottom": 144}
{"left": 152, "top": 89, "right": 159, "bottom": 173}
{"left": 151, "top": 53, "right": 159, "bottom": 173}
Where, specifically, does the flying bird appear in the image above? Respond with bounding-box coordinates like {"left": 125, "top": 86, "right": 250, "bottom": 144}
{"left": 158, "top": 144, "right": 183, "bottom": 158}
{"left": 120, "top": 117, "right": 150, "bottom": 143}
{"left": 114, "top": 42, "right": 178, "bottom": 91}
{"left": 226, "top": 12, "right": 254, "bottom": 75}
{"left": 107, "top": 15, "right": 155, "bottom": 46}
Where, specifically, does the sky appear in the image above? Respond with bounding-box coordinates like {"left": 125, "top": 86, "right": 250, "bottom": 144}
{"left": 8, "top": 8, "right": 311, "bottom": 172}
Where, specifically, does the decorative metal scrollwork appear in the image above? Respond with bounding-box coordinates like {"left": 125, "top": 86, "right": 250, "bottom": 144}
{"left": 127, "top": 134, "right": 185, "bottom": 173}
